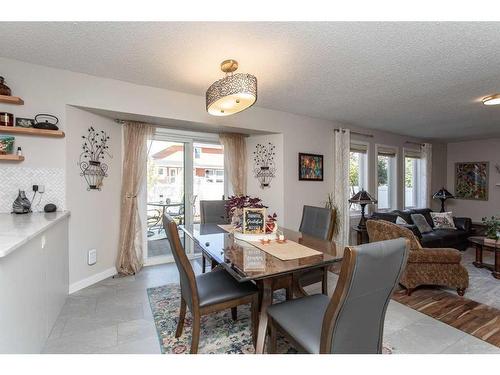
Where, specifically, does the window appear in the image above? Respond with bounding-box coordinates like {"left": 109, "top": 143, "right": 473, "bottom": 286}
{"left": 404, "top": 149, "right": 422, "bottom": 208}
{"left": 349, "top": 143, "right": 368, "bottom": 213}
{"left": 194, "top": 147, "right": 201, "bottom": 159}
{"left": 376, "top": 146, "right": 397, "bottom": 210}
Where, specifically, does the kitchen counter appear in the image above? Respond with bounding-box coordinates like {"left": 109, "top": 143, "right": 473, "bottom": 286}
{"left": 0, "top": 211, "right": 70, "bottom": 258}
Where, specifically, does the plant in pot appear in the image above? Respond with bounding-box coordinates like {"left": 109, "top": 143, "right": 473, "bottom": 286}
{"left": 225, "top": 195, "right": 266, "bottom": 229}
{"left": 325, "top": 192, "right": 340, "bottom": 239}
{"left": 266, "top": 212, "right": 278, "bottom": 234}
{"left": 482, "top": 216, "right": 500, "bottom": 245}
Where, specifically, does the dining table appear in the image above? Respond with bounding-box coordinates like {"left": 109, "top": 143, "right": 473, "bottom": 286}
{"left": 180, "top": 223, "right": 343, "bottom": 354}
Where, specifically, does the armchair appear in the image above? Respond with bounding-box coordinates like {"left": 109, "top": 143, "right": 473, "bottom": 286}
{"left": 366, "top": 220, "right": 469, "bottom": 296}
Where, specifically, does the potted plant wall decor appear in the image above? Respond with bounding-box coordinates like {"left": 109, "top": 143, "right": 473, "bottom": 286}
{"left": 482, "top": 216, "right": 500, "bottom": 245}
{"left": 79, "top": 126, "right": 112, "bottom": 190}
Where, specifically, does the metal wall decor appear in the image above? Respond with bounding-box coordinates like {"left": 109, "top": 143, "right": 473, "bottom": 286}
{"left": 79, "top": 126, "right": 112, "bottom": 191}
{"left": 252, "top": 142, "right": 276, "bottom": 189}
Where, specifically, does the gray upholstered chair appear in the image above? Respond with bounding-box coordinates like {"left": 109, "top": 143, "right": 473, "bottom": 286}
{"left": 299, "top": 205, "right": 334, "bottom": 241}
{"left": 200, "top": 200, "right": 230, "bottom": 225}
{"left": 199, "top": 200, "right": 230, "bottom": 272}
{"left": 296, "top": 205, "right": 335, "bottom": 294}
{"left": 266, "top": 238, "right": 409, "bottom": 354}
{"left": 163, "top": 214, "right": 259, "bottom": 354}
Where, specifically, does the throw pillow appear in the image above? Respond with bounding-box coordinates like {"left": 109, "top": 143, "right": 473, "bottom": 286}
{"left": 411, "top": 213, "right": 433, "bottom": 234}
{"left": 431, "top": 212, "right": 456, "bottom": 230}
{"left": 396, "top": 216, "right": 408, "bottom": 225}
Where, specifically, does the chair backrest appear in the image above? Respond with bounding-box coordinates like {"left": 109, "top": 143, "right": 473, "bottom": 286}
{"left": 320, "top": 238, "right": 409, "bottom": 354}
{"left": 299, "top": 205, "right": 334, "bottom": 241}
{"left": 366, "top": 219, "right": 422, "bottom": 250}
{"left": 162, "top": 214, "right": 198, "bottom": 309}
{"left": 200, "top": 200, "right": 230, "bottom": 224}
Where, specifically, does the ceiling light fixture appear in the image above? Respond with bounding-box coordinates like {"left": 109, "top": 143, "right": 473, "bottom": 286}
{"left": 482, "top": 94, "right": 500, "bottom": 106}
{"left": 206, "top": 59, "right": 257, "bottom": 116}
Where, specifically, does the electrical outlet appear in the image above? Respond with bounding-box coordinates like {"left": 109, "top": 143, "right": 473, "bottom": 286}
{"left": 88, "top": 249, "right": 97, "bottom": 266}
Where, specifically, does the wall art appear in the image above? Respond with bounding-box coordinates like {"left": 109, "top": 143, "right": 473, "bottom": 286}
{"left": 455, "top": 161, "right": 489, "bottom": 200}
{"left": 252, "top": 142, "right": 276, "bottom": 188}
{"left": 79, "top": 126, "right": 112, "bottom": 191}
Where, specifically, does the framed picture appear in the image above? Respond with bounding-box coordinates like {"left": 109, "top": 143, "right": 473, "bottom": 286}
{"left": 298, "top": 153, "right": 324, "bottom": 181}
{"left": 15, "top": 117, "right": 35, "bottom": 128}
{"left": 242, "top": 207, "right": 266, "bottom": 234}
{"left": 455, "top": 162, "right": 489, "bottom": 201}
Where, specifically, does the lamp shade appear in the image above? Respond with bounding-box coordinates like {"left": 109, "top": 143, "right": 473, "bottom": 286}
{"left": 432, "top": 188, "right": 454, "bottom": 200}
{"left": 206, "top": 59, "right": 257, "bottom": 116}
{"left": 349, "top": 189, "right": 377, "bottom": 205}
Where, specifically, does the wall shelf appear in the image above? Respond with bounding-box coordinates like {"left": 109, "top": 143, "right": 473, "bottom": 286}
{"left": 0, "top": 95, "right": 24, "bottom": 105}
{"left": 0, "top": 126, "right": 65, "bottom": 138}
{"left": 0, "top": 154, "right": 24, "bottom": 162}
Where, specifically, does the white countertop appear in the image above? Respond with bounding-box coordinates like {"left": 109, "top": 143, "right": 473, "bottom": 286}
{"left": 0, "top": 211, "right": 70, "bottom": 258}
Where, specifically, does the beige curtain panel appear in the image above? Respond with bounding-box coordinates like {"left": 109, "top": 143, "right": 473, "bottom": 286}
{"left": 219, "top": 133, "right": 247, "bottom": 196}
{"left": 117, "top": 122, "right": 154, "bottom": 275}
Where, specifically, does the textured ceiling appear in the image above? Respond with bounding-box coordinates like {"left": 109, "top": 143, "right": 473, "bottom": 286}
{"left": 1, "top": 22, "right": 499, "bottom": 141}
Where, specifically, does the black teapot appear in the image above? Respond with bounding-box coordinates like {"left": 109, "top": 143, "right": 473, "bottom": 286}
{"left": 34, "top": 114, "right": 59, "bottom": 131}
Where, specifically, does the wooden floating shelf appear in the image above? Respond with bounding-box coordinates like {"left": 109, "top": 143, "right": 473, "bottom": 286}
{"left": 0, "top": 154, "right": 24, "bottom": 162}
{"left": 0, "top": 95, "right": 24, "bottom": 105}
{"left": 0, "top": 126, "right": 65, "bottom": 138}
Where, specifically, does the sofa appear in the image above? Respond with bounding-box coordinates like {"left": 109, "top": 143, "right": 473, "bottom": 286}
{"left": 366, "top": 219, "right": 469, "bottom": 296}
{"left": 370, "top": 208, "right": 472, "bottom": 250}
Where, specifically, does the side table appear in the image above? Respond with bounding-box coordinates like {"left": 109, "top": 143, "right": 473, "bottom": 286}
{"left": 352, "top": 226, "right": 369, "bottom": 245}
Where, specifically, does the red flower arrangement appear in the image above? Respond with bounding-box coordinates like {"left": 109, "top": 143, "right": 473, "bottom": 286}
{"left": 225, "top": 195, "right": 277, "bottom": 231}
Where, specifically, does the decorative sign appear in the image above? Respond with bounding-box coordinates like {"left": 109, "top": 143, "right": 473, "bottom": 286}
{"left": 243, "top": 208, "right": 266, "bottom": 234}
{"left": 243, "top": 248, "right": 266, "bottom": 271}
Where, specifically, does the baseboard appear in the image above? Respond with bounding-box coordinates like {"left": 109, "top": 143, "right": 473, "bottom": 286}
{"left": 69, "top": 266, "right": 117, "bottom": 294}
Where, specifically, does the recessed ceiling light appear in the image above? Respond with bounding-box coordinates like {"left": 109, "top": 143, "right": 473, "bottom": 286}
{"left": 482, "top": 94, "right": 500, "bottom": 106}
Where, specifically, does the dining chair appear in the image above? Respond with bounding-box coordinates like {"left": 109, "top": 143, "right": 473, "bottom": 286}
{"left": 200, "top": 200, "right": 230, "bottom": 225}
{"left": 266, "top": 238, "right": 409, "bottom": 354}
{"left": 295, "top": 205, "right": 335, "bottom": 295}
{"left": 163, "top": 214, "right": 259, "bottom": 354}
{"left": 199, "top": 200, "right": 230, "bottom": 273}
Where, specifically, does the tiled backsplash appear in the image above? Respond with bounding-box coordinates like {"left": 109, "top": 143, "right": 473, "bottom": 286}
{"left": 0, "top": 166, "right": 65, "bottom": 213}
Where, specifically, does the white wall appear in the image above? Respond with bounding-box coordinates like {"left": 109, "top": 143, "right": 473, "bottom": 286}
{"left": 0, "top": 56, "right": 447, "bottom": 287}
{"left": 246, "top": 134, "right": 284, "bottom": 224}
{"left": 446, "top": 138, "right": 500, "bottom": 221}
{"left": 65, "top": 107, "right": 123, "bottom": 287}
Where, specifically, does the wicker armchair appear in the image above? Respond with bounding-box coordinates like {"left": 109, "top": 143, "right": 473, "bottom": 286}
{"left": 366, "top": 220, "right": 469, "bottom": 296}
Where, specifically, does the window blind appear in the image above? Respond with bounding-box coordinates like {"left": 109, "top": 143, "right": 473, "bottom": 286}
{"left": 377, "top": 146, "right": 397, "bottom": 157}
{"left": 350, "top": 143, "right": 368, "bottom": 154}
{"left": 404, "top": 149, "right": 422, "bottom": 159}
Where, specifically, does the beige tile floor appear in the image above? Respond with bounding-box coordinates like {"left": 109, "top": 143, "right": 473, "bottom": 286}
{"left": 43, "top": 251, "right": 500, "bottom": 354}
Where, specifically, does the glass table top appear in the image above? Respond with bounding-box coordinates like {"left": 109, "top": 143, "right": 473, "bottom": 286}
{"left": 180, "top": 223, "right": 343, "bottom": 282}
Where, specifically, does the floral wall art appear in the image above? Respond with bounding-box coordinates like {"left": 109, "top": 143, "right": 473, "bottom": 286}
{"left": 79, "top": 126, "right": 112, "bottom": 190}
{"left": 252, "top": 142, "right": 276, "bottom": 189}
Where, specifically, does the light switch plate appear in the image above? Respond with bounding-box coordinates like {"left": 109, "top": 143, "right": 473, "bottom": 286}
{"left": 88, "top": 249, "right": 97, "bottom": 265}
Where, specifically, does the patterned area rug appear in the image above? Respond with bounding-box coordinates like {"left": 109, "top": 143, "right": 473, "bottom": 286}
{"left": 147, "top": 284, "right": 392, "bottom": 354}
{"left": 392, "top": 288, "right": 500, "bottom": 348}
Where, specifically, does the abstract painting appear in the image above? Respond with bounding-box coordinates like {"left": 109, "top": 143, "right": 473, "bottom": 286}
{"left": 298, "top": 153, "right": 324, "bottom": 181}
{"left": 455, "top": 162, "right": 489, "bottom": 200}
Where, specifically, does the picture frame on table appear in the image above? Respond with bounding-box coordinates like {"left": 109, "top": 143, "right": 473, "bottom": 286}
{"left": 298, "top": 152, "right": 324, "bottom": 181}
{"left": 15, "top": 117, "right": 35, "bottom": 128}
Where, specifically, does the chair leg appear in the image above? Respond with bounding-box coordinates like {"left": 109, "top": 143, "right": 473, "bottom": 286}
{"left": 457, "top": 288, "right": 466, "bottom": 296}
{"left": 406, "top": 287, "right": 414, "bottom": 296}
{"left": 175, "top": 297, "right": 187, "bottom": 338}
{"left": 231, "top": 307, "right": 238, "bottom": 321}
{"left": 285, "top": 285, "right": 293, "bottom": 300}
{"left": 190, "top": 313, "right": 201, "bottom": 354}
{"left": 202, "top": 256, "right": 206, "bottom": 274}
{"left": 321, "top": 268, "right": 328, "bottom": 295}
{"left": 251, "top": 295, "right": 259, "bottom": 348}
{"left": 268, "top": 317, "right": 277, "bottom": 354}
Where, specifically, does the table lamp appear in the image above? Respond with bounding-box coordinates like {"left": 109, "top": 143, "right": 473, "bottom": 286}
{"left": 349, "top": 189, "right": 377, "bottom": 230}
{"left": 432, "top": 187, "right": 454, "bottom": 212}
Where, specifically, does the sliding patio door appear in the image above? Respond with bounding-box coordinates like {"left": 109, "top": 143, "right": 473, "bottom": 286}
{"left": 145, "top": 130, "right": 225, "bottom": 265}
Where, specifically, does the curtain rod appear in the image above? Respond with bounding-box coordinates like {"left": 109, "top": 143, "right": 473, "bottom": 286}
{"left": 335, "top": 129, "right": 373, "bottom": 138}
